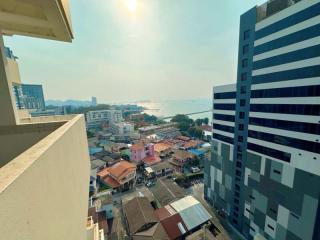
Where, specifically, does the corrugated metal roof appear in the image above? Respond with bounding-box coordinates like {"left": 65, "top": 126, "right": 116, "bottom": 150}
{"left": 170, "top": 196, "right": 199, "bottom": 212}
{"left": 178, "top": 203, "right": 211, "bottom": 231}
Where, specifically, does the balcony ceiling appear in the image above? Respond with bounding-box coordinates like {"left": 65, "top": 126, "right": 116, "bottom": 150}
{"left": 0, "top": 0, "right": 73, "bottom": 42}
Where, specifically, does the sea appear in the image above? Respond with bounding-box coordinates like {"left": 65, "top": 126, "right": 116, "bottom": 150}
{"left": 136, "top": 99, "right": 212, "bottom": 121}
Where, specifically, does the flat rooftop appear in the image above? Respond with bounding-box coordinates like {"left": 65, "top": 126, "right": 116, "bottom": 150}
{"left": 256, "top": 0, "right": 302, "bottom": 22}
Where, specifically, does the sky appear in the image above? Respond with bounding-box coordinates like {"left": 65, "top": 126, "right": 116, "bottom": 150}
{"left": 4, "top": 0, "right": 266, "bottom": 104}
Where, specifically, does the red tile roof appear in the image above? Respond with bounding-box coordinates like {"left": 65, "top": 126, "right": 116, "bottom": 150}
{"left": 143, "top": 155, "right": 162, "bottom": 166}
{"left": 161, "top": 214, "right": 187, "bottom": 240}
{"left": 176, "top": 136, "right": 191, "bottom": 142}
{"left": 155, "top": 208, "right": 172, "bottom": 221}
{"left": 131, "top": 142, "right": 145, "bottom": 151}
{"left": 97, "top": 161, "right": 136, "bottom": 188}
{"left": 199, "top": 124, "right": 212, "bottom": 132}
{"left": 102, "top": 175, "right": 121, "bottom": 188}
{"left": 183, "top": 140, "right": 201, "bottom": 149}
{"left": 154, "top": 143, "right": 172, "bottom": 153}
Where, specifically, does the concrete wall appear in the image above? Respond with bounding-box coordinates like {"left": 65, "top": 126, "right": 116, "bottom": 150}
{"left": 0, "top": 122, "right": 64, "bottom": 167}
{"left": 0, "top": 115, "right": 91, "bottom": 240}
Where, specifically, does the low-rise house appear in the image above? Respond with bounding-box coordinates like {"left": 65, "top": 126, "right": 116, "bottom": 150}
{"left": 96, "top": 193, "right": 113, "bottom": 220}
{"left": 169, "top": 150, "right": 196, "bottom": 172}
{"left": 169, "top": 196, "right": 211, "bottom": 232}
{"left": 154, "top": 127, "right": 180, "bottom": 140}
{"left": 155, "top": 206, "right": 188, "bottom": 240}
{"left": 182, "top": 140, "right": 202, "bottom": 150}
{"left": 144, "top": 167, "right": 155, "bottom": 179}
{"left": 151, "top": 161, "right": 174, "bottom": 177}
{"left": 130, "top": 141, "right": 155, "bottom": 163}
{"left": 143, "top": 155, "right": 162, "bottom": 166}
{"left": 91, "top": 159, "right": 107, "bottom": 172}
{"left": 123, "top": 197, "right": 169, "bottom": 240}
{"left": 176, "top": 136, "right": 191, "bottom": 142}
{"left": 97, "top": 161, "right": 136, "bottom": 192}
{"left": 154, "top": 142, "right": 172, "bottom": 157}
{"left": 201, "top": 125, "right": 212, "bottom": 142}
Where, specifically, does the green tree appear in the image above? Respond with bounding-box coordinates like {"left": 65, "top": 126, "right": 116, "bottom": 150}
{"left": 195, "top": 118, "right": 203, "bottom": 126}
{"left": 204, "top": 117, "right": 209, "bottom": 125}
{"left": 171, "top": 114, "right": 194, "bottom": 124}
{"left": 187, "top": 127, "right": 204, "bottom": 138}
{"left": 178, "top": 122, "right": 191, "bottom": 132}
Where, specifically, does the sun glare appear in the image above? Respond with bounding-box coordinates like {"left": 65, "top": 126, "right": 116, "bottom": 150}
{"left": 125, "top": 0, "right": 137, "bottom": 12}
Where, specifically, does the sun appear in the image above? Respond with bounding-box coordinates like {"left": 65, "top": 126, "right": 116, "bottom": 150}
{"left": 125, "top": 0, "right": 137, "bottom": 12}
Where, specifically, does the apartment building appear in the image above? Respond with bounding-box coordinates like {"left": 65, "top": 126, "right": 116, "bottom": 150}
{"left": 13, "top": 84, "right": 46, "bottom": 110}
{"left": 110, "top": 122, "right": 134, "bottom": 135}
{"left": 0, "top": 1, "right": 101, "bottom": 240}
{"left": 205, "top": 0, "right": 320, "bottom": 239}
{"left": 86, "top": 109, "right": 123, "bottom": 128}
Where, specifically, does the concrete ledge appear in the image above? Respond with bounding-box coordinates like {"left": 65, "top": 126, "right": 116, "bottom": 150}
{"left": 0, "top": 114, "right": 90, "bottom": 240}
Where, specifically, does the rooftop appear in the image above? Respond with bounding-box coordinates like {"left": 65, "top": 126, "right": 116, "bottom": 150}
{"left": 154, "top": 142, "right": 172, "bottom": 153}
{"left": 256, "top": 0, "right": 302, "bottom": 22}
{"left": 123, "top": 197, "right": 158, "bottom": 235}
{"left": 143, "top": 155, "right": 162, "bottom": 166}
{"left": 170, "top": 196, "right": 212, "bottom": 231}
{"left": 97, "top": 160, "right": 136, "bottom": 180}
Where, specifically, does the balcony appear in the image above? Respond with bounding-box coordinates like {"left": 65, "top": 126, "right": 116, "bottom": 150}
{"left": 256, "top": 0, "right": 302, "bottom": 23}
{"left": 0, "top": 0, "right": 73, "bottom": 42}
{"left": 0, "top": 115, "right": 91, "bottom": 240}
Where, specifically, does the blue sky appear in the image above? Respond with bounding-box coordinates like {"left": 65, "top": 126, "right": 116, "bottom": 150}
{"left": 4, "top": 0, "right": 266, "bottom": 103}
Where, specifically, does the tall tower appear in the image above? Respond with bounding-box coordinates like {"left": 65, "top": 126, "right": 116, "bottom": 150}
{"left": 205, "top": 1, "right": 320, "bottom": 239}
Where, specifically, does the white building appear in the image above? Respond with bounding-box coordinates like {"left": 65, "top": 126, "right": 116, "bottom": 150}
{"left": 86, "top": 110, "right": 123, "bottom": 128}
{"left": 110, "top": 122, "right": 134, "bottom": 135}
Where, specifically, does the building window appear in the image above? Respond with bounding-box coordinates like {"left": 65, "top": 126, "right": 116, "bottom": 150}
{"left": 244, "top": 30, "right": 250, "bottom": 40}
{"left": 240, "top": 86, "right": 246, "bottom": 94}
{"left": 239, "top": 124, "right": 244, "bottom": 131}
{"left": 243, "top": 44, "right": 249, "bottom": 54}
{"left": 242, "top": 59, "right": 248, "bottom": 68}
{"left": 235, "top": 184, "right": 240, "bottom": 190}
{"left": 240, "top": 99, "right": 246, "bottom": 106}
{"left": 236, "top": 170, "right": 241, "bottom": 177}
{"left": 238, "top": 136, "right": 243, "bottom": 142}
{"left": 241, "top": 73, "right": 247, "bottom": 81}
{"left": 239, "top": 112, "right": 245, "bottom": 119}
{"left": 236, "top": 161, "right": 242, "bottom": 168}
{"left": 234, "top": 198, "right": 240, "bottom": 204}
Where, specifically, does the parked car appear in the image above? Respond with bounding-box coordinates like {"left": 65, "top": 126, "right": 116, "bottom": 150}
{"left": 145, "top": 181, "right": 156, "bottom": 187}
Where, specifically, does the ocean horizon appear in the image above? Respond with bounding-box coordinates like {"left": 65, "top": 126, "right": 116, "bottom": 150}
{"left": 136, "top": 98, "right": 212, "bottom": 121}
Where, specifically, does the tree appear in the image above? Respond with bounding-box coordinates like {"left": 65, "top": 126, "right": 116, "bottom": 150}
{"left": 195, "top": 117, "right": 209, "bottom": 126}
{"left": 187, "top": 127, "right": 204, "bottom": 138}
{"left": 178, "top": 122, "right": 191, "bottom": 132}
{"left": 171, "top": 114, "right": 194, "bottom": 125}
{"left": 195, "top": 118, "right": 203, "bottom": 126}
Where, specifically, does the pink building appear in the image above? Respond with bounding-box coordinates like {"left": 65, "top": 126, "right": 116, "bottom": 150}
{"left": 130, "top": 142, "right": 155, "bottom": 163}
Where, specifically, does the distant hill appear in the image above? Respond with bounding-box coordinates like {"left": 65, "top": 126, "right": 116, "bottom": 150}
{"left": 46, "top": 99, "right": 92, "bottom": 107}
